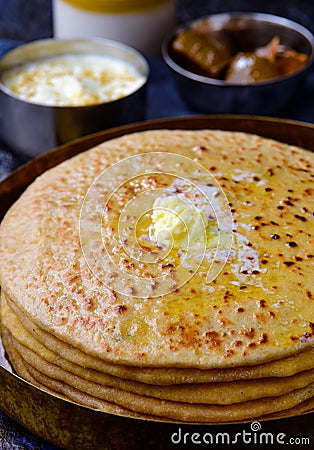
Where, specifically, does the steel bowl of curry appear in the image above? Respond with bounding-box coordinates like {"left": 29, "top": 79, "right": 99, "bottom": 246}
{"left": 162, "top": 12, "right": 314, "bottom": 114}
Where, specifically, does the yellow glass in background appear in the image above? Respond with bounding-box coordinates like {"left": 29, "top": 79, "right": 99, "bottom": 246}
{"left": 59, "top": 0, "right": 174, "bottom": 14}
{"left": 53, "top": 0, "right": 177, "bottom": 55}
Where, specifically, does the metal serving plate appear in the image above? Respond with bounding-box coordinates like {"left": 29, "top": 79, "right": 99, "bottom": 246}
{"left": 0, "top": 115, "right": 313, "bottom": 449}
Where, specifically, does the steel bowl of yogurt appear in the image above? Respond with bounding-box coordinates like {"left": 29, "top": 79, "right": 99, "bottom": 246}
{"left": 0, "top": 38, "right": 149, "bottom": 158}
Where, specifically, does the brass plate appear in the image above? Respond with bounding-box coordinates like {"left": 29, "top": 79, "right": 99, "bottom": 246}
{"left": 0, "top": 115, "right": 313, "bottom": 449}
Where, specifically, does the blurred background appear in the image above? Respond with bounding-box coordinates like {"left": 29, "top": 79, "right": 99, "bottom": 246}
{"left": 0, "top": 0, "right": 313, "bottom": 42}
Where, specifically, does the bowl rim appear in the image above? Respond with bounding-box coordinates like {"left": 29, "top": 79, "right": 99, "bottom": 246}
{"left": 0, "top": 37, "right": 150, "bottom": 109}
{"left": 161, "top": 11, "right": 314, "bottom": 87}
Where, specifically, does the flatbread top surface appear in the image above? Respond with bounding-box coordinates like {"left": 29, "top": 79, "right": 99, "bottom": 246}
{"left": 0, "top": 130, "right": 313, "bottom": 368}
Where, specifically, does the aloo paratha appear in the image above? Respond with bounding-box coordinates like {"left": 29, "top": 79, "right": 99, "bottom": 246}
{"left": 3, "top": 304, "right": 314, "bottom": 405}
{"left": 0, "top": 129, "right": 313, "bottom": 423}
{"left": 3, "top": 292, "right": 313, "bottom": 386}
{"left": 0, "top": 130, "right": 313, "bottom": 369}
{"left": 4, "top": 329, "right": 314, "bottom": 423}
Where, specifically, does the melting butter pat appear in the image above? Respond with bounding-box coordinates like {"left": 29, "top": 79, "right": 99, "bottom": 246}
{"left": 150, "top": 195, "right": 209, "bottom": 250}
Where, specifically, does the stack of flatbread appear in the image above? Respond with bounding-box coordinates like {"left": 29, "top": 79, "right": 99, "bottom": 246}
{"left": 0, "top": 130, "right": 313, "bottom": 423}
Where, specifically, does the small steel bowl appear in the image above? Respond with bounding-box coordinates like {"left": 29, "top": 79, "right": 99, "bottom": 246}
{"left": 162, "top": 12, "right": 314, "bottom": 115}
{"left": 0, "top": 38, "right": 149, "bottom": 158}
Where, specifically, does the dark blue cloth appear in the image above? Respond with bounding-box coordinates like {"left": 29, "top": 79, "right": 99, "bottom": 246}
{"left": 0, "top": 39, "right": 313, "bottom": 449}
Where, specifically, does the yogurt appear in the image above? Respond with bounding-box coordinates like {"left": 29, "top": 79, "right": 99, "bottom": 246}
{"left": 1, "top": 53, "right": 146, "bottom": 106}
